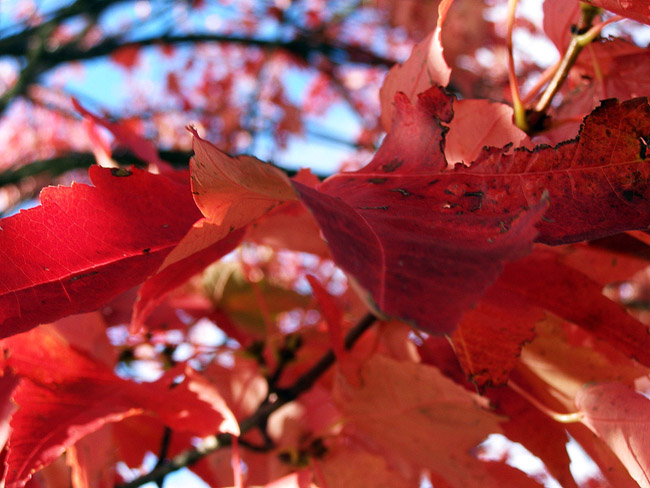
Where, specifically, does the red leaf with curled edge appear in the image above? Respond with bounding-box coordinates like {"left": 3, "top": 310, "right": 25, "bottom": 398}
{"left": 1, "top": 325, "right": 226, "bottom": 487}
{"left": 131, "top": 129, "right": 297, "bottom": 328}
{"left": 0, "top": 166, "right": 202, "bottom": 339}
{"left": 379, "top": 0, "right": 454, "bottom": 131}
{"left": 295, "top": 86, "right": 650, "bottom": 334}
{"left": 582, "top": 0, "right": 650, "bottom": 26}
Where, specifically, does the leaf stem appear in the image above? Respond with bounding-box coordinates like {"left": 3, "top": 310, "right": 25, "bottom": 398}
{"left": 114, "top": 312, "right": 378, "bottom": 488}
{"left": 506, "top": 0, "right": 528, "bottom": 132}
{"left": 507, "top": 380, "right": 584, "bottom": 424}
{"left": 533, "top": 13, "right": 621, "bottom": 115}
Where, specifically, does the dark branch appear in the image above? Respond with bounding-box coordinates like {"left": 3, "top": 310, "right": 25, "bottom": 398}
{"left": 114, "top": 312, "right": 378, "bottom": 488}
{"left": 0, "top": 149, "right": 328, "bottom": 191}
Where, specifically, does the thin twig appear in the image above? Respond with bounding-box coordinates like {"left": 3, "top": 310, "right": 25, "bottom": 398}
{"left": 533, "top": 14, "right": 622, "bottom": 114}
{"left": 114, "top": 312, "right": 378, "bottom": 488}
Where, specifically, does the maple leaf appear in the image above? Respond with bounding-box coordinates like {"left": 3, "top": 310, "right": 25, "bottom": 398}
{"left": 451, "top": 286, "right": 541, "bottom": 387}
{"left": 576, "top": 382, "right": 650, "bottom": 488}
{"left": 73, "top": 100, "right": 169, "bottom": 170}
{"left": 488, "top": 386, "right": 579, "bottom": 488}
{"left": 379, "top": 0, "right": 453, "bottom": 131}
{"left": 132, "top": 129, "right": 297, "bottom": 327}
{"left": 296, "top": 85, "right": 650, "bottom": 334}
{"left": 1, "top": 325, "right": 229, "bottom": 487}
{"left": 335, "top": 354, "right": 503, "bottom": 488}
{"left": 0, "top": 166, "right": 201, "bottom": 339}
{"left": 501, "top": 251, "right": 650, "bottom": 369}
{"left": 583, "top": 0, "right": 650, "bottom": 26}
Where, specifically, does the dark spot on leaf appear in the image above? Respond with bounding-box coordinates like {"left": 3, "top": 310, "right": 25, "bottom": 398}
{"left": 191, "top": 191, "right": 200, "bottom": 195}
{"left": 381, "top": 158, "right": 403, "bottom": 173}
{"left": 70, "top": 271, "right": 99, "bottom": 282}
{"left": 390, "top": 188, "right": 411, "bottom": 197}
{"left": 622, "top": 190, "right": 643, "bottom": 202}
{"left": 444, "top": 189, "right": 454, "bottom": 195}
{"left": 498, "top": 221, "right": 510, "bottom": 233}
{"left": 368, "top": 178, "right": 387, "bottom": 184}
{"left": 427, "top": 179, "right": 440, "bottom": 186}
{"left": 142, "top": 248, "right": 151, "bottom": 254}
{"left": 359, "top": 206, "right": 389, "bottom": 210}
{"left": 229, "top": 226, "right": 235, "bottom": 233}
{"left": 111, "top": 168, "right": 132, "bottom": 177}
{"left": 463, "top": 191, "right": 484, "bottom": 198}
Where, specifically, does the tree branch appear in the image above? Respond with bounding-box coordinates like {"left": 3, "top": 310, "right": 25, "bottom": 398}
{"left": 114, "top": 312, "right": 378, "bottom": 488}
{"left": 0, "top": 149, "right": 328, "bottom": 191}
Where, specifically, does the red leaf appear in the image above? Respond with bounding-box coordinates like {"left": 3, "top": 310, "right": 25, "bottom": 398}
{"left": 0, "top": 166, "right": 201, "bottom": 338}
{"left": 132, "top": 130, "right": 297, "bottom": 326}
{"left": 576, "top": 383, "right": 650, "bottom": 488}
{"left": 295, "top": 87, "right": 650, "bottom": 334}
{"left": 379, "top": 0, "right": 454, "bottom": 130}
{"left": 335, "top": 354, "right": 503, "bottom": 487}
{"left": 500, "top": 251, "right": 650, "bottom": 368}
{"left": 73, "top": 100, "right": 169, "bottom": 170}
{"left": 452, "top": 286, "right": 541, "bottom": 387}
{"left": 110, "top": 45, "right": 140, "bottom": 70}
{"left": 1, "top": 326, "right": 226, "bottom": 487}
{"left": 583, "top": 0, "right": 650, "bottom": 25}
{"left": 444, "top": 99, "right": 530, "bottom": 165}
{"left": 306, "top": 275, "right": 345, "bottom": 360}
{"left": 543, "top": 0, "right": 581, "bottom": 51}
{"left": 488, "top": 386, "right": 578, "bottom": 488}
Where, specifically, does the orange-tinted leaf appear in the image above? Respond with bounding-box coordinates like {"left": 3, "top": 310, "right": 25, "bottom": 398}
{"left": 576, "top": 382, "right": 650, "bottom": 488}
{"left": 336, "top": 354, "right": 503, "bottom": 487}
{"left": 189, "top": 128, "right": 296, "bottom": 226}
{"left": 444, "top": 99, "right": 530, "bottom": 165}
{"left": 133, "top": 129, "right": 297, "bottom": 326}
{"left": 0, "top": 166, "right": 201, "bottom": 338}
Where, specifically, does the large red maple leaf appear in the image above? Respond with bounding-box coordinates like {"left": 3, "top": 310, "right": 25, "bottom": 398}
{"left": 295, "top": 85, "right": 650, "bottom": 334}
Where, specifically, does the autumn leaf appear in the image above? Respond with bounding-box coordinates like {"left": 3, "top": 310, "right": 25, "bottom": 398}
{"left": 0, "top": 166, "right": 202, "bottom": 339}
{"left": 189, "top": 127, "right": 297, "bottom": 226}
{"left": 132, "top": 130, "right": 298, "bottom": 327}
{"left": 576, "top": 382, "right": 650, "bottom": 488}
{"left": 451, "top": 286, "right": 541, "bottom": 387}
{"left": 296, "top": 86, "right": 650, "bottom": 334}
{"left": 336, "top": 354, "right": 504, "bottom": 488}
{"left": 73, "top": 100, "right": 169, "bottom": 170}
{"left": 501, "top": 251, "right": 650, "bottom": 369}
{"left": 1, "top": 326, "right": 228, "bottom": 487}
{"left": 379, "top": 0, "right": 454, "bottom": 131}
{"left": 583, "top": 0, "right": 650, "bottom": 26}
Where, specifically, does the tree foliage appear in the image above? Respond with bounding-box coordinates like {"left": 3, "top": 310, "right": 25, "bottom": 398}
{"left": 1, "top": 0, "right": 650, "bottom": 487}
